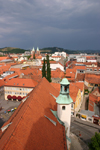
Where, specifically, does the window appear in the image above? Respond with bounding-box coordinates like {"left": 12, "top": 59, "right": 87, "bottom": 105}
{"left": 71, "top": 103, "right": 73, "bottom": 108}
{"left": 64, "top": 86, "right": 67, "bottom": 92}
{"left": 62, "top": 106, "right": 65, "bottom": 110}
{"left": 88, "top": 118, "right": 92, "bottom": 121}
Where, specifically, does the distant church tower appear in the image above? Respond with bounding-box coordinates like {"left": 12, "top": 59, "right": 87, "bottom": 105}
{"left": 36, "top": 47, "right": 40, "bottom": 56}
{"left": 31, "top": 47, "right": 35, "bottom": 55}
{"left": 56, "top": 78, "right": 73, "bottom": 137}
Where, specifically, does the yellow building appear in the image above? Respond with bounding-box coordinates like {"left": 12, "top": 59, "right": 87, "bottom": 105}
{"left": 4, "top": 78, "right": 38, "bottom": 100}
{"left": 70, "top": 82, "right": 84, "bottom": 115}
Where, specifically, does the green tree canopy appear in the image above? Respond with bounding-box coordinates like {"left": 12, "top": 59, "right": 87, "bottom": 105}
{"left": 88, "top": 132, "right": 100, "bottom": 150}
{"left": 42, "top": 58, "right": 46, "bottom": 78}
{"left": 33, "top": 53, "right": 35, "bottom": 59}
{"left": 46, "top": 55, "right": 51, "bottom": 82}
{"left": 27, "top": 55, "right": 31, "bottom": 60}
{"left": 42, "top": 55, "right": 51, "bottom": 82}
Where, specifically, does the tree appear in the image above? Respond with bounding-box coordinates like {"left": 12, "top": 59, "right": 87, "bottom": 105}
{"left": 88, "top": 132, "right": 100, "bottom": 150}
{"left": 42, "top": 58, "right": 46, "bottom": 78}
{"left": 33, "top": 53, "right": 35, "bottom": 59}
{"left": 27, "top": 55, "right": 31, "bottom": 60}
{"left": 46, "top": 55, "right": 51, "bottom": 82}
{"left": 42, "top": 55, "right": 51, "bottom": 82}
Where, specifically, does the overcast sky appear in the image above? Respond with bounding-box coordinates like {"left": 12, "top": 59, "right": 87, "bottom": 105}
{"left": 0, "top": 0, "right": 100, "bottom": 50}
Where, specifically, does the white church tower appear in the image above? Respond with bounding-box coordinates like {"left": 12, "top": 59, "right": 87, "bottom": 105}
{"left": 56, "top": 78, "right": 73, "bottom": 137}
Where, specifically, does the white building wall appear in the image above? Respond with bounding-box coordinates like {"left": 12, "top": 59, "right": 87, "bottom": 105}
{"left": 52, "top": 52, "right": 66, "bottom": 58}
{"left": 57, "top": 104, "right": 71, "bottom": 137}
{"left": 84, "top": 80, "right": 89, "bottom": 87}
{"left": 87, "top": 60, "right": 96, "bottom": 62}
{"left": 50, "top": 63, "right": 64, "bottom": 71}
{"left": 77, "top": 57, "right": 86, "bottom": 62}
{"left": 51, "top": 57, "right": 61, "bottom": 61}
{"left": 42, "top": 56, "right": 52, "bottom": 60}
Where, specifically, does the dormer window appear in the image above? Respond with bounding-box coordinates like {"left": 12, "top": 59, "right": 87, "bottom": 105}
{"left": 62, "top": 106, "right": 65, "bottom": 110}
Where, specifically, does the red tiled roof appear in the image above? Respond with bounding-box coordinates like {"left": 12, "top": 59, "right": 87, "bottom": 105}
{"left": 76, "top": 73, "right": 85, "bottom": 81}
{"left": 51, "top": 68, "right": 64, "bottom": 78}
{"left": 74, "top": 82, "right": 84, "bottom": 91}
{"left": 0, "top": 78, "right": 67, "bottom": 150}
{"left": 88, "top": 87, "right": 100, "bottom": 111}
{"left": 70, "top": 83, "right": 80, "bottom": 102}
{"left": 4, "top": 78, "right": 38, "bottom": 88}
{"left": 3, "top": 73, "right": 19, "bottom": 82}
{"left": 85, "top": 74, "right": 100, "bottom": 84}
{"left": 0, "top": 57, "right": 8, "bottom": 61}
{"left": 52, "top": 56, "right": 61, "bottom": 58}
{"left": 74, "top": 66, "right": 86, "bottom": 70}
{"left": 36, "top": 55, "right": 42, "bottom": 59}
{"left": 0, "top": 80, "right": 4, "bottom": 87}
{"left": 21, "top": 74, "right": 42, "bottom": 83}
{"left": 65, "top": 69, "right": 76, "bottom": 82}
{"left": 50, "top": 82, "right": 61, "bottom": 92}
{"left": 0, "top": 65, "right": 11, "bottom": 74}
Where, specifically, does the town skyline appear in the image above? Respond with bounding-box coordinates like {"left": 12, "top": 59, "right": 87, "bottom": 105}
{"left": 0, "top": 0, "right": 100, "bottom": 50}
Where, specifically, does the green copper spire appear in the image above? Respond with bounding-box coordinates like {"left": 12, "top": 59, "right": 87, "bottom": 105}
{"left": 56, "top": 78, "right": 73, "bottom": 104}
{"left": 37, "top": 47, "right": 39, "bottom": 51}
{"left": 32, "top": 47, "right": 35, "bottom": 51}
{"left": 60, "top": 78, "right": 70, "bottom": 85}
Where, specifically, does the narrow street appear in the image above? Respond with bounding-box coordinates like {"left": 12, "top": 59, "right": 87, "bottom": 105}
{"left": 70, "top": 117, "right": 100, "bottom": 149}
{"left": 81, "top": 95, "right": 89, "bottom": 110}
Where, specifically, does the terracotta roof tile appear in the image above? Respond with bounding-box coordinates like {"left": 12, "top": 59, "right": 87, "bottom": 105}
{"left": 51, "top": 68, "right": 64, "bottom": 78}
{"left": 0, "top": 78, "right": 67, "bottom": 150}
{"left": 76, "top": 73, "right": 85, "bottom": 81}
{"left": 4, "top": 78, "right": 38, "bottom": 88}
{"left": 85, "top": 74, "right": 100, "bottom": 84}
{"left": 0, "top": 80, "right": 4, "bottom": 87}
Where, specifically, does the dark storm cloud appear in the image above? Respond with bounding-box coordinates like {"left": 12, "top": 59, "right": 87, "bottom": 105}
{"left": 0, "top": 0, "right": 100, "bottom": 50}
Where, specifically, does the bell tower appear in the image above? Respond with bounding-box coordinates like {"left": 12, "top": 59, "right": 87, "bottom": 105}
{"left": 56, "top": 78, "right": 73, "bottom": 137}
{"left": 36, "top": 47, "right": 40, "bottom": 56}
{"left": 31, "top": 47, "right": 35, "bottom": 55}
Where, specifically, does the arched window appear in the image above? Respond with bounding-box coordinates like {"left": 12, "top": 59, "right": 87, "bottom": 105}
{"left": 62, "top": 106, "right": 65, "bottom": 110}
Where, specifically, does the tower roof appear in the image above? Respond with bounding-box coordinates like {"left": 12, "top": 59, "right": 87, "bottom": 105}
{"left": 56, "top": 78, "right": 73, "bottom": 104}
{"left": 32, "top": 47, "right": 35, "bottom": 51}
{"left": 60, "top": 78, "right": 70, "bottom": 85}
{"left": 56, "top": 94, "right": 73, "bottom": 104}
{"left": 37, "top": 47, "right": 39, "bottom": 51}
